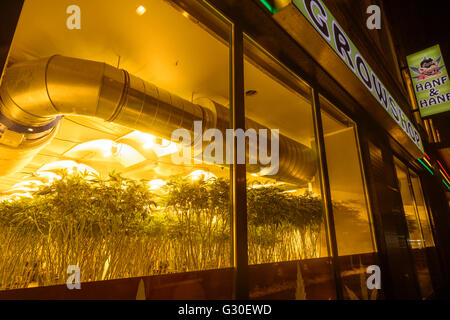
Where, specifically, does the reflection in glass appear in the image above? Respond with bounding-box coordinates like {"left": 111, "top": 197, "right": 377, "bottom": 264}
{"left": 319, "top": 96, "right": 379, "bottom": 300}
{"left": 394, "top": 158, "right": 433, "bottom": 298}
{"left": 320, "top": 97, "right": 376, "bottom": 256}
{"left": 0, "top": 0, "right": 233, "bottom": 292}
{"left": 409, "top": 171, "right": 435, "bottom": 247}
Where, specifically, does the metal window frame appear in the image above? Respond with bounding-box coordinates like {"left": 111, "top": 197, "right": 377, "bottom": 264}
{"left": 408, "top": 168, "right": 438, "bottom": 248}
{"left": 0, "top": 0, "right": 386, "bottom": 301}
{"left": 392, "top": 155, "right": 429, "bottom": 298}
{"left": 311, "top": 88, "right": 344, "bottom": 300}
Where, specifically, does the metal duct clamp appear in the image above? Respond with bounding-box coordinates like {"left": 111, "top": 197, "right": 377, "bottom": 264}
{"left": 0, "top": 109, "right": 61, "bottom": 147}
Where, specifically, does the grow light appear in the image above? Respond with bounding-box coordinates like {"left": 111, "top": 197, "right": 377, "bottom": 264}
{"left": 67, "top": 139, "right": 115, "bottom": 158}
{"left": 8, "top": 192, "right": 33, "bottom": 199}
{"left": 136, "top": 5, "right": 146, "bottom": 15}
{"left": 187, "top": 170, "right": 216, "bottom": 181}
{"left": 120, "top": 131, "right": 178, "bottom": 157}
{"left": 148, "top": 179, "right": 166, "bottom": 190}
{"left": 35, "top": 171, "right": 62, "bottom": 182}
{"left": 6, "top": 186, "right": 38, "bottom": 194}
{"left": 37, "top": 160, "right": 99, "bottom": 176}
{"left": 11, "top": 180, "right": 45, "bottom": 189}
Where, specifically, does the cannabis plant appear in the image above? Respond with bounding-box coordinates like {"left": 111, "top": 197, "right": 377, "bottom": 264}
{"left": 0, "top": 171, "right": 161, "bottom": 289}
{"left": 0, "top": 172, "right": 334, "bottom": 290}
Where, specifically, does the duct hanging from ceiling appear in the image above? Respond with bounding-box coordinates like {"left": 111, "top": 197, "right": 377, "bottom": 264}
{"left": 0, "top": 55, "right": 316, "bottom": 184}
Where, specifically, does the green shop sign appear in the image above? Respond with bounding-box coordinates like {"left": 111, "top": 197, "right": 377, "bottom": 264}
{"left": 407, "top": 45, "right": 449, "bottom": 118}
{"left": 292, "top": 0, "right": 424, "bottom": 153}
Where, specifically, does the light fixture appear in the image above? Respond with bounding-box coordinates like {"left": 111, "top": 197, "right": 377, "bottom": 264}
{"left": 7, "top": 187, "right": 38, "bottom": 193}
{"left": 136, "top": 5, "right": 146, "bottom": 16}
{"left": 35, "top": 171, "right": 62, "bottom": 182}
{"left": 148, "top": 179, "right": 166, "bottom": 190}
{"left": 187, "top": 170, "right": 216, "bottom": 181}
{"left": 11, "top": 180, "right": 44, "bottom": 189}
{"left": 121, "top": 131, "right": 177, "bottom": 157}
{"left": 8, "top": 192, "right": 33, "bottom": 199}
{"left": 37, "top": 160, "right": 98, "bottom": 176}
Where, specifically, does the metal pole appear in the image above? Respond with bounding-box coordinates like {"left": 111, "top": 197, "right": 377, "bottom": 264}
{"left": 311, "top": 88, "right": 344, "bottom": 300}
{"left": 231, "top": 23, "right": 249, "bottom": 300}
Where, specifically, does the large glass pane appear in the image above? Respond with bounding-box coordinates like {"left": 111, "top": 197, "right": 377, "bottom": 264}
{"left": 0, "top": 0, "right": 233, "bottom": 297}
{"left": 319, "top": 96, "right": 380, "bottom": 300}
{"left": 394, "top": 158, "right": 433, "bottom": 298}
{"left": 409, "top": 171, "right": 435, "bottom": 247}
{"left": 244, "top": 37, "right": 336, "bottom": 300}
{"left": 409, "top": 169, "right": 443, "bottom": 292}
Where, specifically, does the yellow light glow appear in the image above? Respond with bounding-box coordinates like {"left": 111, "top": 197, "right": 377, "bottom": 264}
{"left": 9, "top": 192, "right": 33, "bottom": 199}
{"left": 136, "top": 5, "right": 146, "bottom": 15}
{"left": 35, "top": 171, "right": 62, "bottom": 182}
{"left": 114, "top": 143, "right": 147, "bottom": 167}
{"left": 38, "top": 160, "right": 98, "bottom": 176}
{"left": 7, "top": 187, "right": 38, "bottom": 194}
{"left": 67, "top": 139, "right": 115, "bottom": 157}
{"left": 66, "top": 139, "right": 147, "bottom": 167}
{"left": 250, "top": 181, "right": 285, "bottom": 189}
{"left": 12, "top": 180, "right": 45, "bottom": 189}
{"left": 148, "top": 179, "right": 166, "bottom": 190}
{"left": 188, "top": 170, "right": 216, "bottom": 181}
{"left": 258, "top": 167, "right": 279, "bottom": 176}
{"left": 121, "top": 131, "right": 178, "bottom": 157}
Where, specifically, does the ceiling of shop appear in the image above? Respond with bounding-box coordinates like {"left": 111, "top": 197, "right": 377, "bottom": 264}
{"left": 0, "top": 0, "right": 339, "bottom": 194}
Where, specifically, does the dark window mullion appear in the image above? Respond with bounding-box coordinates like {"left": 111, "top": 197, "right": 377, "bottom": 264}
{"left": 231, "top": 22, "right": 249, "bottom": 300}
{"left": 311, "top": 88, "right": 344, "bottom": 300}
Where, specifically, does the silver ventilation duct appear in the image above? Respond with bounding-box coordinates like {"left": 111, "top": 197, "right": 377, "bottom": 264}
{"left": 0, "top": 55, "right": 316, "bottom": 184}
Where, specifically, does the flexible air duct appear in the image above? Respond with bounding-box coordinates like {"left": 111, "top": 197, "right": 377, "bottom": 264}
{"left": 0, "top": 55, "right": 316, "bottom": 184}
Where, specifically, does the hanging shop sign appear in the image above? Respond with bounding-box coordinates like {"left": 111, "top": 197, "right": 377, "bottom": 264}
{"left": 292, "top": 0, "right": 424, "bottom": 153}
{"left": 407, "top": 45, "right": 449, "bottom": 118}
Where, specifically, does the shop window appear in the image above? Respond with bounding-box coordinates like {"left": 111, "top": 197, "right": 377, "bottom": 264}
{"left": 243, "top": 36, "right": 336, "bottom": 300}
{"left": 0, "top": 0, "right": 233, "bottom": 297}
{"left": 394, "top": 157, "right": 433, "bottom": 298}
{"left": 409, "top": 171, "right": 435, "bottom": 247}
{"left": 319, "top": 96, "right": 380, "bottom": 300}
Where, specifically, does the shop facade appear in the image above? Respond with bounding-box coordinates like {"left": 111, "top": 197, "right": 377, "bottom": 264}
{"left": 0, "top": 0, "right": 449, "bottom": 300}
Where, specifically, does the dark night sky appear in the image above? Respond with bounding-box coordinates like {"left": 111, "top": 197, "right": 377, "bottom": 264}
{"left": 384, "top": 0, "right": 450, "bottom": 143}
{"left": 384, "top": 0, "right": 449, "bottom": 61}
